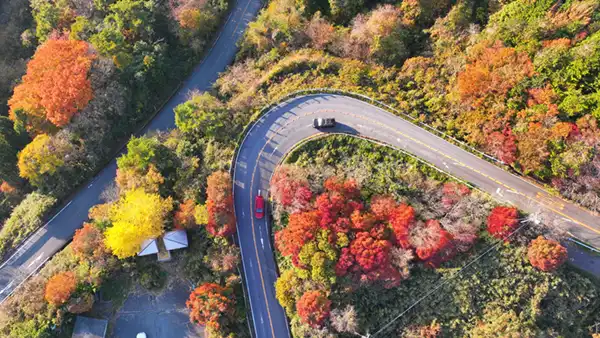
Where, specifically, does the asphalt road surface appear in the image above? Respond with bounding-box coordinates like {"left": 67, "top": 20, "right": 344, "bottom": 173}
{"left": 0, "top": 1, "right": 598, "bottom": 337}
{"left": 0, "top": 0, "right": 264, "bottom": 302}
{"left": 232, "top": 94, "right": 600, "bottom": 337}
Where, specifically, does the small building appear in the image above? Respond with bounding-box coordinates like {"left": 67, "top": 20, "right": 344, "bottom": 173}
{"left": 72, "top": 316, "right": 108, "bottom": 338}
{"left": 138, "top": 230, "right": 189, "bottom": 261}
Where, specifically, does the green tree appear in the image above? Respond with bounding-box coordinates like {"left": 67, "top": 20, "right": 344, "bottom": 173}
{"left": 174, "top": 93, "right": 227, "bottom": 140}
{"left": 0, "top": 117, "right": 28, "bottom": 185}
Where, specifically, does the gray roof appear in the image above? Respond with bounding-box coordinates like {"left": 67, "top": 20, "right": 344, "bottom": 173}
{"left": 163, "top": 230, "right": 188, "bottom": 251}
{"left": 72, "top": 316, "right": 108, "bottom": 338}
{"left": 138, "top": 239, "right": 159, "bottom": 256}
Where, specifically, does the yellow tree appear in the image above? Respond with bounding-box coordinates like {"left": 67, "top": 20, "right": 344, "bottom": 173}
{"left": 105, "top": 188, "right": 173, "bottom": 259}
{"left": 18, "top": 134, "right": 69, "bottom": 187}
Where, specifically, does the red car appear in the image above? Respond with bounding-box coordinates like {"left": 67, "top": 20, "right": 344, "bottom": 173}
{"left": 255, "top": 190, "right": 265, "bottom": 219}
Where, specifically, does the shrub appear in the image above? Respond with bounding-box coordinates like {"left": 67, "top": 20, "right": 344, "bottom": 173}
{"left": 0, "top": 192, "right": 56, "bottom": 258}
{"left": 487, "top": 206, "right": 519, "bottom": 240}
{"left": 136, "top": 264, "right": 167, "bottom": 291}
{"left": 527, "top": 236, "right": 568, "bottom": 272}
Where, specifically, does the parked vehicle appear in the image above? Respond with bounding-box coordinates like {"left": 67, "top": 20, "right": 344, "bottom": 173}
{"left": 313, "top": 118, "right": 336, "bottom": 128}
{"left": 255, "top": 190, "right": 265, "bottom": 219}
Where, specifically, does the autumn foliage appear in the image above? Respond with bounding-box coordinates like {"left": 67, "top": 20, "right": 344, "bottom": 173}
{"left": 104, "top": 189, "right": 173, "bottom": 259}
{"left": 527, "top": 236, "right": 568, "bottom": 272}
{"left": 487, "top": 206, "right": 519, "bottom": 240}
{"left": 72, "top": 223, "right": 107, "bottom": 262}
{"left": 275, "top": 211, "right": 320, "bottom": 266}
{"left": 174, "top": 199, "right": 198, "bottom": 229}
{"left": 44, "top": 271, "right": 77, "bottom": 306}
{"left": 186, "top": 283, "right": 235, "bottom": 331}
{"left": 296, "top": 290, "right": 331, "bottom": 328}
{"left": 389, "top": 203, "right": 416, "bottom": 249}
{"left": 8, "top": 37, "right": 95, "bottom": 132}
{"left": 457, "top": 41, "right": 534, "bottom": 107}
{"left": 206, "top": 171, "right": 236, "bottom": 237}
{"left": 412, "top": 220, "right": 456, "bottom": 268}
{"left": 271, "top": 165, "right": 312, "bottom": 212}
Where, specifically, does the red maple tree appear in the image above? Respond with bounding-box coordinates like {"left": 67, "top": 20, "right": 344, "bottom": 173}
{"left": 186, "top": 283, "right": 235, "bottom": 330}
{"left": 275, "top": 211, "right": 321, "bottom": 266}
{"left": 487, "top": 206, "right": 519, "bottom": 240}
{"left": 45, "top": 271, "right": 77, "bottom": 305}
{"left": 350, "top": 231, "right": 392, "bottom": 273}
{"left": 486, "top": 126, "right": 517, "bottom": 165}
{"left": 413, "top": 220, "right": 456, "bottom": 268}
{"left": 8, "top": 36, "right": 95, "bottom": 132}
{"left": 370, "top": 195, "right": 397, "bottom": 220}
{"left": 441, "top": 182, "right": 471, "bottom": 209}
{"left": 390, "top": 204, "right": 416, "bottom": 249}
{"left": 270, "top": 165, "right": 312, "bottom": 211}
{"left": 296, "top": 290, "right": 331, "bottom": 328}
{"left": 527, "top": 236, "right": 567, "bottom": 272}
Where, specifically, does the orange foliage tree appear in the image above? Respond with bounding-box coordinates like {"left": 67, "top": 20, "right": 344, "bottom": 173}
{"left": 44, "top": 271, "right": 77, "bottom": 305}
{"left": 72, "top": 223, "right": 108, "bottom": 262}
{"left": 390, "top": 203, "right": 416, "bottom": 249}
{"left": 186, "top": 283, "right": 235, "bottom": 331}
{"left": 206, "top": 171, "right": 236, "bottom": 237}
{"left": 457, "top": 40, "right": 534, "bottom": 107}
{"left": 174, "top": 199, "right": 198, "bottom": 229}
{"left": 527, "top": 236, "right": 567, "bottom": 272}
{"left": 275, "top": 211, "right": 320, "bottom": 266}
{"left": 296, "top": 290, "right": 331, "bottom": 328}
{"left": 8, "top": 37, "right": 95, "bottom": 132}
{"left": 487, "top": 206, "right": 519, "bottom": 240}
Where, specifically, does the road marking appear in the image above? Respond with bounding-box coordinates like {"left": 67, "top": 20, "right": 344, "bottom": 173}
{"left": 260, "top": 238, "right": 264, "bottom": 249}
{"left": 231, "top": 0, "right": 253, "bottom": 38}
{"left": 46, "top": 201, "right": 73, "bottom": 225}
{"left": 314, "top": 108, "right": 600, "bottom": 236}
{"left": 245, "top": 112, "right": 313, "bottom": 337}
{"left": 27, "top": 253, "right": 44, "bottom": 268}
{"left": 0, "top": 282, "right": 13, "bottom": 295}
{"left": 443, "top": 161, "right": 449, "bottom": 169}
{"left": 496, "top": 188, "right": 503, "bottom": 197}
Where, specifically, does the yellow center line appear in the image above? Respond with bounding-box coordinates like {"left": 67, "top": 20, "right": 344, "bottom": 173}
{"left": 335, "top": 109, "right": 600, "bottom": 235}
{"left": 238, "top": 106, "right": 600, "bottom": 337}
{"left": 246, "top": 111, "right": 318, "bottom": 337}
{"left": 231, "top": 0, "right": 253, "bottom": 38}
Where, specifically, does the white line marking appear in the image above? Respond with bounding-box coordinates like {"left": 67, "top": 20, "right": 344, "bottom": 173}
{"left": 260, "top": 238, "right": 264, "bottom": 249}
{"left": 46, "top": 201, "right": 73, "bottom": 225}
{"left": 27, "top": 253, "right": 44, "bottom": 268}
{"left": 443, "top": 161, "right": 449, "bottom": 169}
{"left": 0, "top": 282, "right": 14, "bottom": 295}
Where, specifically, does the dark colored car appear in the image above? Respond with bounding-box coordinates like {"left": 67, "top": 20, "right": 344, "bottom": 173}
{"left": 255, "top": 190, "right": 265, "bottom": 219}
{"left": 313, "top": 118, "right": 336, "bottom": 128}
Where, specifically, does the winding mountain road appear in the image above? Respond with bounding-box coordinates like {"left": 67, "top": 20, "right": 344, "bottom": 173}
{"left": 232, "top": 93, "right": 600, "bottom": 337}
{"left": 0, "top": 0, "right": 598, "bottom": 337}
{"left": 0, "top": 0, "right": 264, "bottom": 303}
